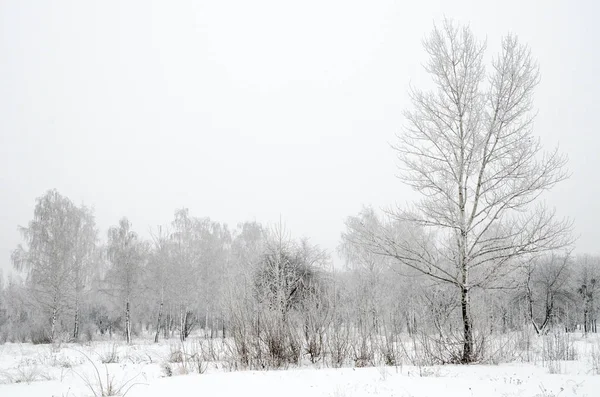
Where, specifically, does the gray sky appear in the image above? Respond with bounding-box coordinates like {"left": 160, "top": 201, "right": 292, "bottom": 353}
{"left": 1, "top": 0, "right": 598, "bottom": 274}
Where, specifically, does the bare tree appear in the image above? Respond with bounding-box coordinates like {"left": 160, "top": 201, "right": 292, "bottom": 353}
{"left": 339, "top": 207, "right": 405, "bottom": 334}
{"left": 255, "top": 225, "right": 327, "bottom": 317}
{"left": 147, "top": 226, "right": 173, "bottom": 342}
{"left": 70, "top": 205, "right": 98, "bottom": 340}
{"left": 106, "top": 218, "right": 146, "bottom": 344}
{"left": 200, "top": 221, "right": 231, "bottom": 338}
{"left": 575, "top": 254, "right": 600, "bottom": 333}
{"left": 519, "top": 253, "right": 573, "bottom": 335}
{"left": 170, "top": 209, "right": 203, "bottom": 341}
{"left": 344, "top": 20, "right": 572, "bottom": 363}
{"left": 11, "top": 190, "right": 97, "bottom": 342}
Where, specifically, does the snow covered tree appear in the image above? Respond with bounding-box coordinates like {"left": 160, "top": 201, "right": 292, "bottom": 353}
{"left": 574, "top": 255, "right": 600, "bottom": 333}
{"left": 344, "top": 20, "right": 573, "bottom": 363}
{"left": 169, "top": 209, "right": 203, "bottom": 341}
{"left": 70, "top": 205, "right": 98, "bottom": 340}
{"left": 11, "top": 189, "right": 97, "bottom": 342}
{"left": 519, "top": 253, "right": 573, "bottom": 335}
{"left": 147, "top": 226, "right": 174, "bottom": 342}
{"left": 106, "top": 218, "right": 146, "bottom": 343}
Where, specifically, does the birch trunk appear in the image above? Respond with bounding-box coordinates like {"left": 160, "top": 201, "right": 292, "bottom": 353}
{"left": 50, "top": 305, "right": 58, "bottom": 343}
{"left": 73, "top": 289, "right": 80, "bottom": 341}
{"left": 179, "top": 305, "right": 187, "bottom": 342}
{"left": 460, "top": 286, "right": 473, "bottom": 363}
{"left": 154, "top": 300, "right": 164, "bottom": 343}
{"left": 73, "top": 299, "right": 79, "bottom": 341}
{"left": 125, "top": 299, "right": 131, "bottom": 344}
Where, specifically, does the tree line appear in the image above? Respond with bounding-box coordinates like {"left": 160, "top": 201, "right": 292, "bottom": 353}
{"left": 0, "top": 192, "right": 596, "bottom": 366}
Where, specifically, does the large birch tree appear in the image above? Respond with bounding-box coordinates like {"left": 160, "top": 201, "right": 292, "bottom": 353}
{"left": 344, "top": 20, "right": 573, "bottom": 363}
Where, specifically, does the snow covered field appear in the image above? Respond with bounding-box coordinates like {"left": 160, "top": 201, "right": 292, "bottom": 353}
{"left": 1, "top": 333, "right": 599, "bottom": 397}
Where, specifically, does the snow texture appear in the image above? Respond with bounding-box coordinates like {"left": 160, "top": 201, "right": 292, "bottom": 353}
{"left": 1, "top": 335, "right": 600, "bottom": 397}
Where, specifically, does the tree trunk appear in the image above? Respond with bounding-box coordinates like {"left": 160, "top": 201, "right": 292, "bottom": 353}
{"left": 460, "top": 286, "right": 474, "bottom": 363}
{"left": 211, "top": 315, "right": 215, "bottom": 339}
{"left": 154, "top": 300, "right": 163, "bottom": 343}
{"left": 179, "top": 305, "right": 187, "bottom": 342}
{"left": 222, "top": 314, "right": 226, "bottom": 339}
{"left": 164, "top": 307, "right": 170, "bottom": 339}
{"left": 125, "top": 300, "right": 131, "bottom": 344}
{"left": 205, "top": 310, "right": 209, "bottom": 338}
{"left": 536, "top": 295, "right": 554, "bottom": 335}
{"left": 50, "top": 305, "right": 58, "bottom": 343}
{"left": 525, "top": 271, "right": 542, "bottom": 335}
{"left": 73, "top": 310, "right": 79, "bottom": 341}
{"left": 73, "top": 294, "right": 79, "bottom": 341}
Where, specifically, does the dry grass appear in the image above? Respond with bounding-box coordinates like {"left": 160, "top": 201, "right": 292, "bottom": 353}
{"left": 72, "top": 349, "right": 146, "bottom": 397}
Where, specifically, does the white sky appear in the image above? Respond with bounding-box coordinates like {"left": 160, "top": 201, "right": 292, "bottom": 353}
{"left": 1, "top": 0, "right": 599, "bottom": 273}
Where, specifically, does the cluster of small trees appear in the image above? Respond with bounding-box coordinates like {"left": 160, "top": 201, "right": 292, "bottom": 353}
{"left": 520, "top": 254, "right": 599, "bottom": 335}
{"left": 0, "top": 194, "right": 242, "bottom": 345}
{"left": 0, "top": 20, "right": 592, "bottom": 367}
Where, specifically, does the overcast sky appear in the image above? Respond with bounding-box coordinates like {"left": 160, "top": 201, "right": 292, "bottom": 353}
{"left": 1, "top": 0, "right": 598, "bottom": 274}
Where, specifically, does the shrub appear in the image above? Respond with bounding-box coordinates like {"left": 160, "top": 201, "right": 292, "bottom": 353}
{"left": 30, "top": 327, "right": 52, "bottom": 345}
{"left": 99, "top": 344, "right": 120, "bottom": 364}
{"left": 73, "top": 350, "right": 145, "bottom": 397}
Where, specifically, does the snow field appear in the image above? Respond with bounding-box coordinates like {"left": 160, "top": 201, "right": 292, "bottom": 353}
{"left": 0, "top": 332, "right": 599, "bottom": 397}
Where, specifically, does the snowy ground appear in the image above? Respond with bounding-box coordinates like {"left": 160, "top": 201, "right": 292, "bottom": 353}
{"left": 1, "top": 334, "right": 599, "bottom": 397}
